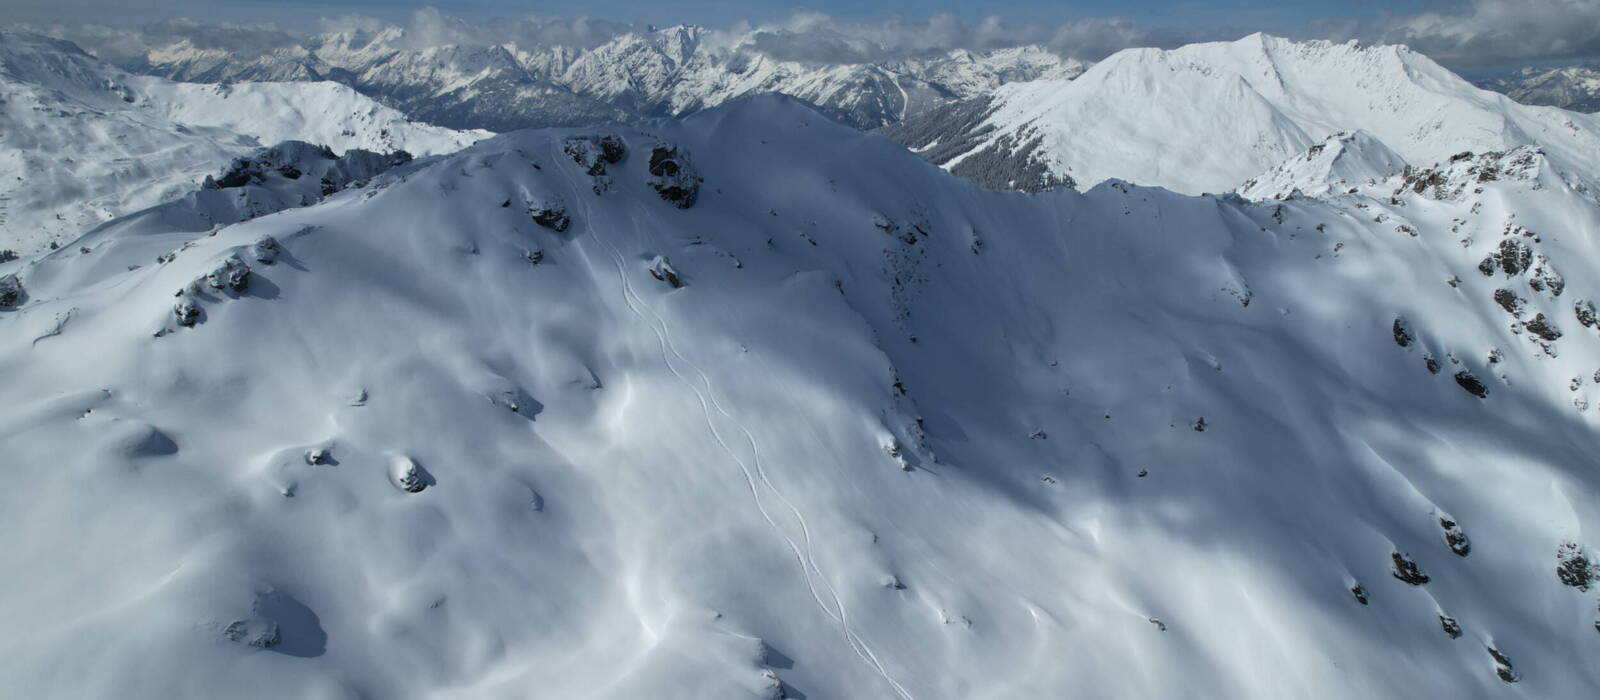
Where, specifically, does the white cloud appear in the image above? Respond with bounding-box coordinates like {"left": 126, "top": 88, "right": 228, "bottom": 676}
{"left": 1323, "top": 0, "right": 1600, "bottom": 65}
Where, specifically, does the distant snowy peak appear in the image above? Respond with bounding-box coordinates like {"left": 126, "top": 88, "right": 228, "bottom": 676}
{"left": 891, "top": 33, "right": 1600, "bottom": 195}
{"left": 0, "top": 31, "right": 484, "bottom": 253}
{"left": 140, "top": 41, "right": 331, "bottom": 83}
{"left": 1484, "top": 66, "right": 1600, "bottom": 114}
{"left": 1238, "top": 130, "right": 1408, "bottom": 200}
{"left": 124, "top": 24, "right": 1089, "bottom": 131}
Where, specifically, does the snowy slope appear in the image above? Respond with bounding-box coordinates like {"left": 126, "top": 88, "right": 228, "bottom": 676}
{"left": 3, "top": 96, "right": 1600, "bottom": 698}
{"left": 0, "top": 32, "right": 486, "bottom": 254}
{"left": 895, "top": 34, "right": 1600, "bottom": 195}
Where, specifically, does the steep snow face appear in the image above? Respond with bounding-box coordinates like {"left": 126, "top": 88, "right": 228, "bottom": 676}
{"left": 1238, "top": 130, "right": 1409, "bottom": 200}
{"left": 4, "top": 96, "right": 1600, "bottom": 698}
{"left": 0, "top": 32, "right": 486, "bottom": 254}
{"left": 132, "top": 25, "right": 1088, "bottom": 131}
{"left": 899, "top": 33, "right": 1600, "bottom": 195}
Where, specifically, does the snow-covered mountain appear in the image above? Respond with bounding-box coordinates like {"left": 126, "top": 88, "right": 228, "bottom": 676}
{"left": 1480, "top": 65, "right": 1600, "bottom": 114}
{"left": 128, "top": 25, "right": 1088, "bottom": 131}
{"left": 0, "top": 32, "right": 487, "bottom": 254}
{"left": 1236, "top": 130, "right": 1408, "bottom": 200}
{"left": 3, "top": 95, "right": 1600, "bottom": 698}
{"left": 889, "top": 34, "right": 1600, "bottom": 195}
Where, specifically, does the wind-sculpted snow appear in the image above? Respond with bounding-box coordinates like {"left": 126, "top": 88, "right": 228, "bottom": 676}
{"left": 4, "top": 96, "right": 1600, "bottom": 698}
{"left": 895, "top": 33, "right": 1600, "bottom": 196}
{"left": 0, "top": 31, "right": 486, "bottom": 254}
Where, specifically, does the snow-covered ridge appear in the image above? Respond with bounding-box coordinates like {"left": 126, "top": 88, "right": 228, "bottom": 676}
{"left": 3, "top": 95, "right": 1600, "bottom": 698}
{"left": 0, "top": 31, "right": 486, "bottom": 254}
{"left": 893, "top": 33, "right": 1600, "bottom": 196}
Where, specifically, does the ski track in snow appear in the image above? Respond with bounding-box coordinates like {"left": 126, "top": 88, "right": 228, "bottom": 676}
{"left": 627, "top": 204, "right": 916, "bottom": 700}
{"left": 554, "top": 149, "right": 914, "bottom": 700}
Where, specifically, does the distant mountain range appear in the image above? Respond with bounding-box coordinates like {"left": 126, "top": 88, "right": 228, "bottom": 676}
{"left": 1477, "top": 65, "right": 1600, "bottom": 114}
{"left": 0, "top": 31, "right": 485, "bottom": 253}
{"left": 125, "top": 24, "right": 1087, "bottom": 132}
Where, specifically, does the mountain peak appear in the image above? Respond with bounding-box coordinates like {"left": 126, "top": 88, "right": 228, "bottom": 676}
{"left": 1239, "top": 129, "right": 1409, "bottom": 200}
{"left": 897, "top": 32, "right": 1600, "bottom": 195}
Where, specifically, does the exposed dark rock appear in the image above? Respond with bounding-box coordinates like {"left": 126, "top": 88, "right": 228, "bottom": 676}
{"left": 1488, "top": 647, "right": 1518, "bottom": 683}
{"left": 646, "top": 143, "right": 702, "bottom": 208}
{"left": 563, "top": 134, "right": 626, "bottom": 176}
{"left": 529, "top": 202, "right": 570, "bottom": 232}
{"left": 1424, "top": 355, "right": 1441, "bottom": 374}
{"left": 0, "top": 273, "right": 25, "bottom": 308}
{"left": 1439, "top": 614, "right": 1463, "bottom": 639}
{"left": 1192, "top": 417, "right": 1208, "bottom": 432}
{"left": 1392, "top": 317, "right": 1414, "bottom": 347}
{"left": 648, "top": 256, "right": 682, "bottom": 288}
{"left": 391, "top": 455, "right": 430, "bottom": 493}
{"left": 1557, "top": 542, "right": 1596, "bottom": 590}
{"left": 1524, "top": 313, "right": 1562, "bottom": 341}
{"left": 1530, "top": 257, "right": 1565, "bottom": 296}
{"left": 1498, "top": 238, "right": 1532, "bottom": 276}
{"left": 1350, "top": 583, "right": 1369, "bottom": 605}
{"left": 214, "top": 158, "right": 258, "bottom": 188}
{"left": 205, "top": 255, "right": 251, "bottom": 293}
{"left": 222, "top": 618, "right": 280, "bottom": 648}
{"left": 1391, "top": 551, "right": 1430, "bottom": 585}
{"left": 1577, "top": 300, "right": 1598, "bottom": 328}
{"left": 173, "top": 297, "right": 200, "bottom": 327}
{"left": 251, "top": 236, "right": 281, "bottom": 265}
{"left": 1493, "top": 288, "right": 1523, "bottom": 315}
{"left": 1440, "top": 518, "right": 1471, "bottom": 557}
{"left": 1455, "top": 371, "right": 1488, "bottom": 398}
